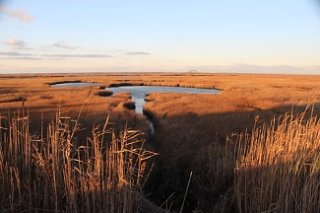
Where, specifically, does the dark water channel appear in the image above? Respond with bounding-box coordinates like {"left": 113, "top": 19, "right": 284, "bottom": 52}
{"left": 49, "top": 82, "right": 221, "bottom": 210}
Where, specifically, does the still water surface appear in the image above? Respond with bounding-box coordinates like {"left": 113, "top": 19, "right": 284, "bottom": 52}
{"left": 50, "top": 82, "right": 220, "bottom": 114}
{"left": 50, "top": 82, "right": 100, "bottom": 87}
{"left": 49, "top": 83, "right": 219, "bottom": 134}
{"left": 108, "top": 86, "right": 220, "bottom": 114}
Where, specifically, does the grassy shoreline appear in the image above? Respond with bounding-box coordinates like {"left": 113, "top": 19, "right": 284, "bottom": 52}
{"left": 1, "top": 73, "right": 320, "bottom": 212}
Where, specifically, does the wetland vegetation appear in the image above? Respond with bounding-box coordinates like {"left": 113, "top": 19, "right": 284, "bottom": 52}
{"left": 1, "top": 73, "right": 320, "bottom": 212}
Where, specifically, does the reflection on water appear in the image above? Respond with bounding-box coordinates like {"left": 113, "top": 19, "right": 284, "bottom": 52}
{"left": 108, "top": 86, "right": 220, "bottom": 114}
{"left": 50, "top": 82, "right": 100, "bottom": 87}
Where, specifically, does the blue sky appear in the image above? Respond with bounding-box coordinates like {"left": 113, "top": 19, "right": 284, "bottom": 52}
{"left": 0, "top": 0, "right": 320, "bottom": 73}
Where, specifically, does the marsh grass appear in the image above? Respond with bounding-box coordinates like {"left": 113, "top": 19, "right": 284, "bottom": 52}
{"left": 0, "top": 110, "right": 157, "bottom": 212}
{"left": 235, "top": 110, "right": 320, "bottom": 213}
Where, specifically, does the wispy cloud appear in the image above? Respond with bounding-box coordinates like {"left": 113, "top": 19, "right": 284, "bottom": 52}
{"left": 0, "top": 51, "right": 112, "bottom": 59}
{"left": 0, "top": 51, "right": 40, "bottom": 60}
{"left": 53, "top": 41, "right": 77, "bottom": 49}
{"left": 0, "top": 6, "right": 34, "bottom": 23}
{"left": 43, "top": 53, "right": 112, "bottom": 58}
{"left": 3, "top": 39, "right": 30, "bottom": 50}
{"left": 1, "top": 56, "right": 41, "bottom": 60}
{"left": 126, "top": 51, "right": 151, "bottom": 56}
{"left": 0, "top": 51, "right": 32, "bottom": 56}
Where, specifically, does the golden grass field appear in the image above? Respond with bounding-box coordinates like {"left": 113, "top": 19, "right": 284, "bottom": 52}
{"left": 1, "top": 73, "right": 320, "bottom": 212}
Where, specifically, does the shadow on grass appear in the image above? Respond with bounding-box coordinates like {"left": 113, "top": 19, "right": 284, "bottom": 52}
{"left": 1, "top": 102, "right": 320, "bottom": 212}
{"left": 144, "top": 103, "right": 320, "bottom": 212}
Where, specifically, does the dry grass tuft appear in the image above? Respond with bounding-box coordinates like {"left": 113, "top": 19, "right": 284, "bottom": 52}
{"left": 235, "top": 110, "right": 320, "bottom": 213}
{"left": 0, "top": 110, "right": 157, "bottom": 212}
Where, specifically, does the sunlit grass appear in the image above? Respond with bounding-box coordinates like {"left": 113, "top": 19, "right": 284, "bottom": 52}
{"left": 235, "top": 110, "right": 320, "bottom": 213}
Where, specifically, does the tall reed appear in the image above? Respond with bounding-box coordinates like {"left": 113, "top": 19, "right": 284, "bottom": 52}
{"left": 0, "top": 110, "right": 156, "bottom": 212}
{"left": 235, "top": 111, "right": 320, "bottom": 213}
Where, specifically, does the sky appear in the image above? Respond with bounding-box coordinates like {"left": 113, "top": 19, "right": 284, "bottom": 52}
{"left": 0, "top": 0, "right": 320, "bottom": 74}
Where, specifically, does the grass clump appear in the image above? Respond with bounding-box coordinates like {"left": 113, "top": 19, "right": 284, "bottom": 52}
{"left": 235, "top": 111, "right": 320, "bottom": 213}
{"left": 0, "top": 111, "right": 157, "bottom": 212}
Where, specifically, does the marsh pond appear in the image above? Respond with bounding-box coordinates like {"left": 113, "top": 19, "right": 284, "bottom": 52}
{"left": 108, "top": 86, "right": 220, "bottom": 114}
